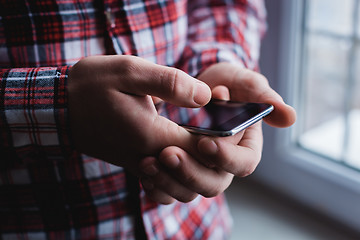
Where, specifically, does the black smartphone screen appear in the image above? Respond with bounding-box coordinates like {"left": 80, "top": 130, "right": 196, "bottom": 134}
{"left": 159, "top": 99, "right": 273, "bottom": 136}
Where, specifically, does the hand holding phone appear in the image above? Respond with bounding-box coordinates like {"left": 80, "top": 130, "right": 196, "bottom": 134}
{"left": 160, "top": 99, "right": 273, "bottom": 137}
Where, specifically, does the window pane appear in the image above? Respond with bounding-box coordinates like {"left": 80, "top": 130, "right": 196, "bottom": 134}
{"left": 299, "top": 35, "right": 349, "bottom": 161}
{"left": 303, "top": 35, "right": 349, "bottom": 128}
{"left": 344, "top": 46, "right": 360, "bottom": 168}
{"left": 307, "top": 0, "right": 354, "bottom": 36}
{"left": 297, "top": 0, "right": 360, "bottom": 169}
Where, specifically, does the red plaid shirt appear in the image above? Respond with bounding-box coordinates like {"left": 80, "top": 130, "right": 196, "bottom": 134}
{"left": 0, "top": 0, "right": 266, "bottom": 239}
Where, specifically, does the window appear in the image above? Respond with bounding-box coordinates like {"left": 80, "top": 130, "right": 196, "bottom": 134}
{"left": 298, "top": 0, "right": 360, "bottom": 170}
{"left": 255, "top": 0, "right": 360, "bottom": 233}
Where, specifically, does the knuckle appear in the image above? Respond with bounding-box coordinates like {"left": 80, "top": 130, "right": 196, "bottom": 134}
{"left": 144, "top": 186, "right": 176, "bottom": 205}
{"left": 255, "top": 72, "right": 269, "bottom": 85}
{"left": 116, "top": 56, "right": 139, "bottom": 78}
{"left": 201, "top": 183, "right": 224, "bottom": 198}
{"left": 202, "top": 188, "right": 222, "bottom": 198}
{"left": 202, "top": 174, "right": 233, "bottom": 198}
{"left": 178, "top": 193, "right": 198, "bottom": 203}
{"left": 242, "top": 75, "right": 258, "bottom": 90}
{"left": 161, "top": 198, "right": 176, "bottom": 205}
{"left": 242, "top": 71, "right": 269, "bottom": 89}
{"left": 160, "top": 67, "right": 179, "bottom": 97}
{"left": 239, "top": 161, "right": 257, "bottom": 177}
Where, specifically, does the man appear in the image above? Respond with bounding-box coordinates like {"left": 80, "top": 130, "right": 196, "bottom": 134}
{"left": 0, "top": 0, "right": 296, "bottom": 239}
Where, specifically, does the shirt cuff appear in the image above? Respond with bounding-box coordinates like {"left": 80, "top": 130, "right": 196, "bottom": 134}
{"left": 0, "top": 66, "right": 74, "bottom": 164}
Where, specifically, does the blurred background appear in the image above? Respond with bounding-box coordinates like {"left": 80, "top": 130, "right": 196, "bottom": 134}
{"left": 226, "top": 0, "right": 360, "bottom": 239}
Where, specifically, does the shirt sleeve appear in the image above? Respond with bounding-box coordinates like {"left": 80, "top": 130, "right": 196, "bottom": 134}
{"left": 0, "top": 66, "right": 73, "bottom": 165}
{"left": 177, "top": 0, "right": 267, "bottom": 77}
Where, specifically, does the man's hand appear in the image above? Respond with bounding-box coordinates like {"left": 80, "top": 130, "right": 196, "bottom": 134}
{"left": 139, "top": 62, "right": 296, "bottom": 204}
{"left": 198, "top": 63, "right": 296, "bottom": 128}
{"left": 68, "top": 55, "right": 211, "bottom": 175}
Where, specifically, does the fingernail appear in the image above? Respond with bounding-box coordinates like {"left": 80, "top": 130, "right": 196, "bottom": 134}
{"left": 193, "top": 81, "right": 210, "bottom": 105}
{"left": 200, "top": 139, "right": 218, "bottom": 155}
{"left": 163, "top": 155, "right": 180, "bottom": 169}
{"left": 143, "top": 164, "right": 159, "bottom": 176}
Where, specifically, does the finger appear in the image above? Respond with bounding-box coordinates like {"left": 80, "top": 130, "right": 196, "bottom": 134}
{"left": 151, "top": 96, "right": 163, "bottom": 105}
{"left": 198, "top": 64, "right": 296, "bottom": 127}
{"left": 151, "top": 172, "right": 199, "bottom": 203}
{"left": 158, "top": 146, "right": 234, "bottom": 198}
{"left": 228, "top": 70, "right": 296, "bottom": 128}
{"left": 231, "top": 71, "right": 296, "bottom": 128}
{"left": 263, "top": 100, "right": 297, "bottom": 128}
{"left": 198, "top": 122, "right": 263, "bottom": 177}
{"left": 114, "top": 56, "right": 211, "bottom": 107}
{"left": 211, "top": 85, "right": 230, "bottom": 100}
{"left": 108, "top": 91, "right": 196, "bottom": 156}
{"left": 150, "top": 114, "right": 198, "bottom": 152}
{"left": 149, "top": 84, "right": 231, "bottom": 151}
{"left": 139, "top": 156, "right": 199, "bottom": 203}
{"left": 141, "top": 178, "right": 176, "bottom": 205}
{"left": 138, "top": 156, "right": 159, "bottom": 177}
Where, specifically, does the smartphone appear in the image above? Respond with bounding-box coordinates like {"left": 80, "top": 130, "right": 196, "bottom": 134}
{"left": 159, "top": 99, "right": 274, "bottom": 137}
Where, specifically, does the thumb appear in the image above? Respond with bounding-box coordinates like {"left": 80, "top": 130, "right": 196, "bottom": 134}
{"left": 116, "top": 56, "right": 211, "bottom": 107}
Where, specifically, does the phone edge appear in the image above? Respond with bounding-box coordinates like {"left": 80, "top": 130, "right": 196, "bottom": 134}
{"left": 182, "top": 105, "right": 274, "bottom": 137}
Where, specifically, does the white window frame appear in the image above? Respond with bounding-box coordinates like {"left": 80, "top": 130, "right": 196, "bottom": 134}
{"left": 255, "top": 0, "right": 360, "bottom": 232}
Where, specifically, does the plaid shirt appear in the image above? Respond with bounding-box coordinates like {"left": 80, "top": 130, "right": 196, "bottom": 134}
{"left": 0, "top": 0, "right": 266, "bottom": 239}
